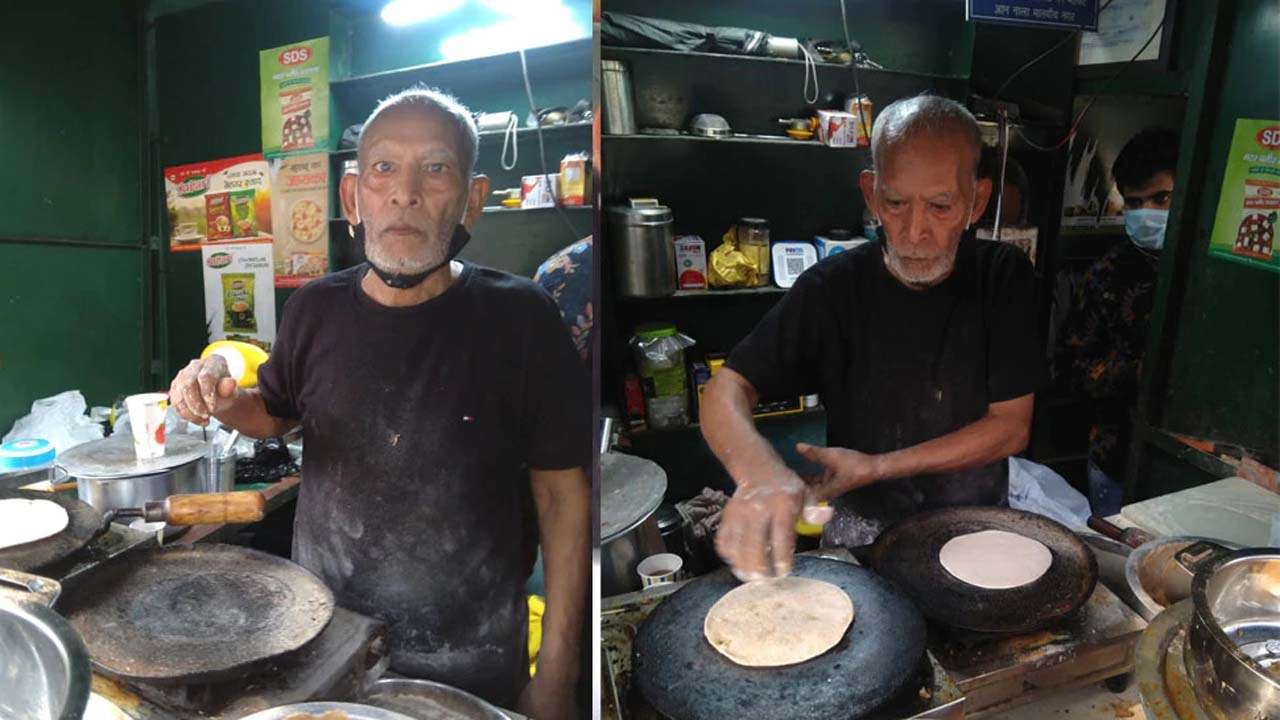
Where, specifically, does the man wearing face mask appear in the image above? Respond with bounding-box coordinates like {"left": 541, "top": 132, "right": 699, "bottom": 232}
{"left": 166, "top": 88, "right": 589, "bottom": 719}
{"left": 1062, "top": 127, "right": 1179, "bottom": 515}
{"left": 700, "top": 95, "right": 1041, "bottom": 580}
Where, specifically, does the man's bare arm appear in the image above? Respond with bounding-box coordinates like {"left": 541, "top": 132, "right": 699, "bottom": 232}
{"left": 168, "top": 356, "right": 298, "bottom": 439}
{"left": 802, "top": 394, "right": 1034, "bottom": 499}
{"left": 519, "top": 466, "right": 589, "bottom": 720}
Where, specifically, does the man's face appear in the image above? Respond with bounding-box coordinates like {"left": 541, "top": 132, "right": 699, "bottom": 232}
{"left": 859, "top": 132, "right": 991, "bottom": 288}
{"left": 340, "top": 105, "right": 486, "bottom": 275}
{"left": 1121, "top": 170, "right": 1174, "bottom": 211}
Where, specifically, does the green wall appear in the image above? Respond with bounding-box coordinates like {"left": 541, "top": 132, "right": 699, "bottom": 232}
{"left": 0, "top": 2, "right": 147, "bottom": 432}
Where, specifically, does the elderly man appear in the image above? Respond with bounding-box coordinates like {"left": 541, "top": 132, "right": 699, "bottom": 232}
{"left": 701, "top": 95, "right": 1041, "bottom": 580}
{"left": 168, "top": 87, "right": 589, "bottom": 719}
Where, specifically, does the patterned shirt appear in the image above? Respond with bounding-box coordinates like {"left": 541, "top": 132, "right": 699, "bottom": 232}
{"left": 1061, "top": 240, "right": 1160, "bottom": 479}
{"left": 534, "top": 237, "right": 593, "bottom": 366}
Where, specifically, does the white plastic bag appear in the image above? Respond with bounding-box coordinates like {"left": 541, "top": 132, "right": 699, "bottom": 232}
{"left": 3, "top": 390, "right": 104, "bottom": 453}
{"left": 1008, "top": 457, "right": 1091, "bottom": 528}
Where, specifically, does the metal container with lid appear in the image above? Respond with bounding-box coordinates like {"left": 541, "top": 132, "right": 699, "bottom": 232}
{"left": 607, "top": 199, "right": 676, "bottom": 298}
{"left": 58, "top": 434, "right": 208, "bottom": 512}
{"left": 601, "top": 59, "right": 636, "bottom": 135}
{"left": 0, "top": 569, "right": 91, "bottom": 720}
{"left": 601, "top": 452, "right": 668, "bottom": 596}
{"left": 1185, "top": 547, "right": 1280, "bottom": 718}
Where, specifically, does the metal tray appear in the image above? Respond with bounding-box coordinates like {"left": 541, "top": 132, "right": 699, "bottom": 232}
{"left": 239, "top": 701, "right": 416, "bottom": 720}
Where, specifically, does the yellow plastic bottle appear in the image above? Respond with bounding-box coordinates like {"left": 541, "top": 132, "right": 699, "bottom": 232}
{"left": 200, "top": 340, "right": 270, "bottom": 389}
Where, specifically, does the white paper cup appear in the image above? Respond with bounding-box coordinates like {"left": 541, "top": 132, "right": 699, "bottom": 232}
{"left": 125, "top": 392, "right": 169, "bottom": 460}
{"left": 637, "top": 553, "right": 684, "bottom": 588}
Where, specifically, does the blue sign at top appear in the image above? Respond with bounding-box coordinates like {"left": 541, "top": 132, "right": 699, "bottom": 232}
{"left": 968, "top": 0, "right": 1100, "bottom": 30}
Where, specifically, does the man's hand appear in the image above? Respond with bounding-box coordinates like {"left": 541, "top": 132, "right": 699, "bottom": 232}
{"left": 517, "top": 667, "right": 575, "bottom": 720}
{"left": 797, "top": 442, "right": 883, "bottom": 501}
{"left": 715, "top": 472, "right": 815, "bottom": 582}
{"left": 168, "top": 355, "right": 238, "bottom": 426}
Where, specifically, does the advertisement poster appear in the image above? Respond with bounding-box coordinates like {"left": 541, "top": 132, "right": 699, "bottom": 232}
{"left": 269, "top": 153, "right": 330, "bottom": 287}
{"left": 1208, "top": 118, "right": 1280, "bottom": 273}
{"left": 165, "top": 154, "right": 272, "bottom": 252}
{"left": 1061, "top": 95, "right": 1184, "bottom": 228}
{"left": 1078, "top": 0, "right": 1165, "bottom": 66}
{"left": 202, "top": 241, "right": 277, "bottom": 351}
{"left": 260, "top": 37, "right": 330, "bottom": 157}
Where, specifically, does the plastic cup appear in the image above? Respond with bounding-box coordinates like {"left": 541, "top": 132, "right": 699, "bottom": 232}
{"left": 637, "top": 553, "right": 684, "bottom": 589}
{"left": 125, "top": 392, "right": 169, "bottom": 460}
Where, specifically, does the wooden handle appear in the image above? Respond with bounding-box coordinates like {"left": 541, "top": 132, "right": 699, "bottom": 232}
{"left": 50, "top": 481, "right": 78, "bottom": 493}
{"left": 1087, "top": 515, "right": 1127, "bottom": 542}
{"left": 163, "top": 491, "right": 266, "bottom": 526}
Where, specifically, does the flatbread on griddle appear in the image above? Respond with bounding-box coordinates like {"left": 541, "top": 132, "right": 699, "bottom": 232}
{"left": 703, "top": 576, "right": 854, "bottom": 667}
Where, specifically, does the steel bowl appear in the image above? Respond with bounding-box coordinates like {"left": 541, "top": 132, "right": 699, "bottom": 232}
{"left": 0, "top": 571, "right": 91, "bottom": 720}
{"left": 1186, "top": 548, "right": 1280, "bottom": 717}
{"left": 238, "top": 701, "right": 415, "bottom": 720}
{"left": 362, "top": 678, "right": 509, "bottom": 719}
{"left": 1126, "top": 537, "right": 1240, "bottom": 620}
{"left": 689, "top": 113, "right": 731, "bottom": 138}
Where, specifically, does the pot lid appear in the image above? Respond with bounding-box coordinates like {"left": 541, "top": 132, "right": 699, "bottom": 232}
{"left": 606, "top": 199, "right": 672, "bottom": 224}
{"left": 600, "top": 452, "right": 667, "bottom": 543}
{"left": 57, "top": 434, "right": 209, "bottom": 479}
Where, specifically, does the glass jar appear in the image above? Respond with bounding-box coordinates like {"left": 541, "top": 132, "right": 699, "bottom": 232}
{"left": 736, "top": 217, "right": 771, "bottom": 287}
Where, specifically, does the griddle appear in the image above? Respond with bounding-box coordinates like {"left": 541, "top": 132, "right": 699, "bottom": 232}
{"left": 632, "top": 555, "right": 927, "bottom": 720}
{"left": 60, "top": 543, "right": 335, "bottom": 685}
{"left": 0, "top": 489, "right": 106, "bottom": 572}
{"left": 866, "top": 506, "right": 1098, "bottom": 634}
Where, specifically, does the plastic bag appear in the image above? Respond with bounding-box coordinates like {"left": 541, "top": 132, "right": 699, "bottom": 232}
{"left": 3, "top": 390, "right": 104, "bottom": 453}
{"left": 708, "top": 227, "right": 762, "bottom": 288}
{"left": 1007, "top": 457, "right": 1091, "bottom": 528}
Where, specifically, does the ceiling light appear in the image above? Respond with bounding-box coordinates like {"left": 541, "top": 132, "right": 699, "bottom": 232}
{"left": 380, "top": 0, "right": 467, "bottom": 27}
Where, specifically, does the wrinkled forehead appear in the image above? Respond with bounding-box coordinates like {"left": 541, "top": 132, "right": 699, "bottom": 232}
{"left": 358, "top": 104, "right": 465, "bottom": 165}
{"left": 876, "top": 129, "right": 980, "bottom": 192}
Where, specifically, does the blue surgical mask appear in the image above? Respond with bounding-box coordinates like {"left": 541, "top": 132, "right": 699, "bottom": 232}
{"left": 1125, "top": 208, "right": 1168, "bottom": 250}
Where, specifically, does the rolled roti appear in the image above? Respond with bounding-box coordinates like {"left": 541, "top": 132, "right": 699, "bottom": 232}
{"left": 704, "top": 576, "right": 854, "bottom": 667}
{"left": 0, "top": 498, "right": 69, "bottom": 550}
{"left": 939, "top": 529, "right": 1053, "bottom": 589}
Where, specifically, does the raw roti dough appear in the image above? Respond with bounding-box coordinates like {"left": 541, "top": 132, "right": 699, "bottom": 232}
{"left": 0, "top": 498, "right": 69, "bottom": 550}
{"left": 703, "top": 576, "right": 854, "bottom": 667}
{"left": 939, "top": 529, "right": 1053, "bottom": 589}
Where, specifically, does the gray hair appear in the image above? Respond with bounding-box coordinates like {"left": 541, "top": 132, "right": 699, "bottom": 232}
{"left": 870, "top": 94, "right": 982, "bottom": 178}
{"left": 357, "top": 86, "right": 479, "bottom": 177}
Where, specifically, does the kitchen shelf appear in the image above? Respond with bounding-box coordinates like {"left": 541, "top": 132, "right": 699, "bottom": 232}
{"left": 481, "top": 204, "right": 593, "bottom": 214}
{"left": 604, "top": 133, "right": 866, "bottom": 150}
{"left": 601, "top": 45, "right": 967, "bottom": 82}
{"left": 330, "top": 121, "right": 592, "bottom": 158}
{"left": 621, "top": 286, "right": 789, "bottom": 300}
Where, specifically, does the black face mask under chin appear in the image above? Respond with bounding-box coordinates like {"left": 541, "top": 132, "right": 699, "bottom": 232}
{"left": 354, "top": 222, "right": 472, "bottom": 290}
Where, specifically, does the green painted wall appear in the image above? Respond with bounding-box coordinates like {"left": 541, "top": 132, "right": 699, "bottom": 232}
{"left": 1152, "top": 0, "right": 1279, "bottom": 457}
{"left": 0, "top": 2, "right": 146, "bottom": 432}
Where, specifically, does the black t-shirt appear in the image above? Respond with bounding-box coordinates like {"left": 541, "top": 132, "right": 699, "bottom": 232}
{"left": 727, "top": 238, "right": 1041, "bottom": 546}
{"left": 257, "top": 262, "right": 590, "bottom": 707}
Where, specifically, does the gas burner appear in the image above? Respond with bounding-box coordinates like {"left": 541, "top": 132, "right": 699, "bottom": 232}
{"left": 928, "top": 581, "right": 1146, "bottom": 718}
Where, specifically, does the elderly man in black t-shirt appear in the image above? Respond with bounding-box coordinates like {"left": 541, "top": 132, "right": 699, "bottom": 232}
{"left": 701, "top": 95, "right": 1041, "bottom": 581}
{"left": 167, "top": 88, "right": 589, "bottom": 720}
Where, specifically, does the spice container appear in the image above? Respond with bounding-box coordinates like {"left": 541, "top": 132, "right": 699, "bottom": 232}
{"left": 736, "top": 218, "right": 771, "bottom": 287}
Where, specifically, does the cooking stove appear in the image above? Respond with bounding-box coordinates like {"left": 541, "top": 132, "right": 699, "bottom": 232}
{"left": 602, "top": 548, "right": 966, "bottom": 720}
{"left": 91, "top": 606, "right": 386, "bottom": 719}
{"left": 927, "top": 580, "right": 1146, "bottom": 718}
{"left": 1135, "top": 599, "right": 1241, "bottom": 720}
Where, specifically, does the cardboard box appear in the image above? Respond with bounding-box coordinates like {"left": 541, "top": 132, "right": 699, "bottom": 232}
{"left": 674, "top": 235, "right": 708, "bottom": 289}
{"left": 816, "top": 110, "right": 859, "bottom": 147}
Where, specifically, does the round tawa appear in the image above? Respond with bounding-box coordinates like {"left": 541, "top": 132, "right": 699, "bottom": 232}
{"left": 61, "top": 544, "right": 335, "bottom": 684}
{"left": 0, "top": 489, "right": 105, "bottom": 572}
{"left": 633, "top": 556, "right": 926, "bottom": 720}
{"left": 868, "top": 506, "right": 1098, "bottom": 634}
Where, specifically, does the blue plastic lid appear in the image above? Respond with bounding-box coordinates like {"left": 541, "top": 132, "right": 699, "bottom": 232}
{"left": 0, "top": 438, "right": 56, "bottom": 472}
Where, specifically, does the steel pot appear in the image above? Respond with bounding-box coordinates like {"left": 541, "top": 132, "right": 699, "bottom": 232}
{"left": 600, "top": 452, "right": 667, "bottom": 596}
{"left": 601, "top": 59, "right": 636, "bottom": 135}
{"left": 606, "top": 199, "right": 676, "bottom": 298}
{"left": 58, "top": 434, "right": 208, "bottom": 512}
{"left": 1185, "top": 548, "right": 1280, "bottom": 718}
{"left": 0, "top": 569, "right": 91, "bottom": 720}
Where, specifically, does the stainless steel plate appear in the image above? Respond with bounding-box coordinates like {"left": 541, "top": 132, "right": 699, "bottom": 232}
{"left": 239, "top": 701, "right": 416, "bottom": 720}
{"left": 57, "top": 434, "right": 208, "bottom": 479}
{"left": 363, "top": 679, "right": 510, "bottom": 719}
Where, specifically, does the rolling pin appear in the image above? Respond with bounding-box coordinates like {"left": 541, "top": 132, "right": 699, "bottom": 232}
{"left": 110, "top": 491, "right": 266, "bottom": 526}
